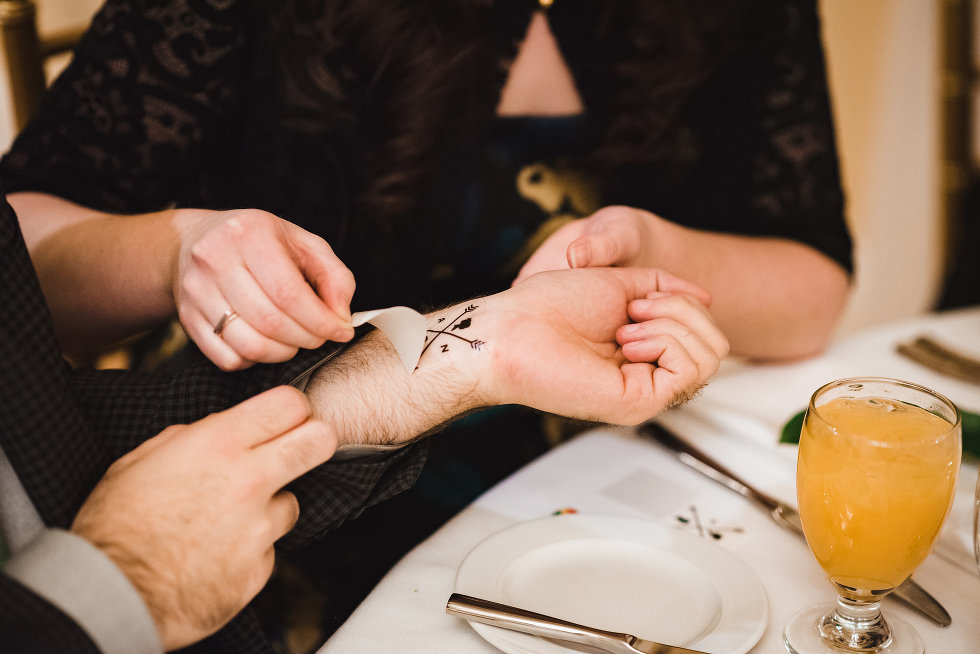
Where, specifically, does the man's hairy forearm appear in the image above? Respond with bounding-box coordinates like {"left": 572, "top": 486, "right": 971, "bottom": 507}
{"left": 305, "top": 301, "right": 494, "bottom": 448}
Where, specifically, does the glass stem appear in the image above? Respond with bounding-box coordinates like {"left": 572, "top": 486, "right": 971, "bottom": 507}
{"left": 819, "top": 595, "right": 892, "bottom": 651}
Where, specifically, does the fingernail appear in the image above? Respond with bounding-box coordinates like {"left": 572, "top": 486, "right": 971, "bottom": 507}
{"left": 620, "top": 323, "right": 640, "bottom": 336}
{"left": 568, "top": 243, "right": 589, "bottom": 268}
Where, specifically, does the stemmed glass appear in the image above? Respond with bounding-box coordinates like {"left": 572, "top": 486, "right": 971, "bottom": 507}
{"left": 784, "top": 377, "right": 961, "bottom": 654}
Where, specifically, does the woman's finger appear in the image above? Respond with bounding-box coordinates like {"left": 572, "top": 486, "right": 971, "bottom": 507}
{"left": 221, "top": 265, "right": 325, "bottom": 350}
{"left": 620, "top": 336, "right": 706, "bottom": 414}
{"left": 182, "top": 262, "right": 306, "bottom": 366}
{"left": 625, "top": 293, "right": 728, "bottom": 359}
{"left": 217, "top": 311, "right": 299, "bottom": 365}
{"left": 291, "top": 229, "right": 356, "bottom": 328}
{"left": 619, "top": 318, "right": 721, "bottom": 381}
{"left": 241, "top": 233, "right": 352, "bottom": 342}
{"left": 181, "top": 305, "right": 251, "bottom": 371}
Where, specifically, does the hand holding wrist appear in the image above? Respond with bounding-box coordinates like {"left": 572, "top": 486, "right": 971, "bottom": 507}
{"left": 486, "top": 267, "right": 726, "bottom": 424}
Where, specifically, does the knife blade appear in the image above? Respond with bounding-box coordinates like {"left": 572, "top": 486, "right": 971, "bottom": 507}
{"left": 639, "top": 422, "right": 952, "bottom": 627}
{"left": 447, "top": 593, "right": 709, "bottom": 654}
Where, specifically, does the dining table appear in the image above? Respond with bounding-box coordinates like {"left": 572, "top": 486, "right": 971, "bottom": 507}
{"left": 318, "top": 306, "right": 980, "bottom": 653}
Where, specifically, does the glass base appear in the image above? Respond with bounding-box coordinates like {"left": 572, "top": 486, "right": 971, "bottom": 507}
{"left": 784, "top": 604, "right": 924, "bottom": 654}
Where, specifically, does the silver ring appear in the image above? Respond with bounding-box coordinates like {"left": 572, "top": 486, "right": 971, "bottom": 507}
{"left": 213, "top": 310, "right": 240, "bottom": 336}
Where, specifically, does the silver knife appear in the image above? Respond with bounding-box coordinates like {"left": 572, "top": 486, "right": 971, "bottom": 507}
{"left": 447, "top": 593, "right": 708, "bottom": 654}
{"left": 639, "top": 422, "right": 952, "bottom": 627}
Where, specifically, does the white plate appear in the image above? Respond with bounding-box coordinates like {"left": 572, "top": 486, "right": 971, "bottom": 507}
{"left": 454, "top": 514, "right": 767, "bottom": 654}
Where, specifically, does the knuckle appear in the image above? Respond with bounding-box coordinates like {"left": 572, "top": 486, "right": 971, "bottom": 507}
{"left": 237, "top": 209, "right": 281, "bottom": 238}
{"left": 253, "top": 309, "right": 285, "bottom": 336}
{"left": 217, "top": 352, "right": 249, "bottom": 371}
{"left": 302, "top": 331, "right": 328, "bottom": 349}
{"left": 235, "top": 339, "right": 269, "bottom": 363}
{"left": 269, "top": 280, "right": 301, "bottom": 308}
{"left": 179, "top": 272, "right": 206, "bottom": 301}
{"left": 188, "top": 237, "right": 220, "bottom": 269}
{"left": 308, "top": 313, "right": 337, "bottom": 338}
{"left": 598, "top": 237, "right": 621, "bottom": 262}
{"left": 279, "top": 437, "right": 319, "bottom": 472}
{"left": 222, "top": 213, "right": 249, "bottom": 235}
{"left": 157, "top": 424, "right": 186, "bottom": 438}
{"left": 233, "top": 472, "right": 267, "bottom": 501}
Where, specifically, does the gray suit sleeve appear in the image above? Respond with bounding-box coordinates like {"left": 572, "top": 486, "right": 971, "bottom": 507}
{"left": 3, "top": 529, "right": 162, "bottom": 654}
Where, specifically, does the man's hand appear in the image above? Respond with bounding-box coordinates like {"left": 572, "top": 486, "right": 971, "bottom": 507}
{"left": 71, "top": 386, "right": 338, "bottom": 651}
{"left": 173, "top": 208, "right": 357, "bottom": 371}
{"left": 487, "top": 267, "right": 728, "bottom": 425}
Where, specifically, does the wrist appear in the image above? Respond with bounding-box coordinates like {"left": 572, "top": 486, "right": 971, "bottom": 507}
{"left": 306, "top": 298, "right": 498, "bottom": 448}
{"left": 631, "top": 207, "right": 664, "bottom": 268}
{"left": 167, "top": 208, "right": 205, "bottom": 303}
{"left": 419, "top": 299, "right": 499, "bottom": 407}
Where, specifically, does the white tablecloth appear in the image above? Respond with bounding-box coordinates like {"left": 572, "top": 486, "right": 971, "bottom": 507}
{"left": 320, "top": 307, "right": 980, "bottom": 653}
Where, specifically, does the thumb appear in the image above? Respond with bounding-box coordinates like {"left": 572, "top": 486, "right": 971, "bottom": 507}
{"left": 567, "top": 233, "right": 622, "bottom": 269}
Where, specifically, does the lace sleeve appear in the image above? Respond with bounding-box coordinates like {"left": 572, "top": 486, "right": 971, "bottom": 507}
{"left": 0, "top": 0, "right": 248, "bottom": 213}
{"left": 743, "top": 0, "right": 851, "bottom": 272}
{"left": 595, "top": 0, "right": 852, "bottom": 274}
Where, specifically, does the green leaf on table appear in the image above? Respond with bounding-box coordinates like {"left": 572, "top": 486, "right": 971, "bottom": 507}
{"left": 780, "top": 407, "right": 980, "bottom": 458}
{"left": 961, "top": 410, "right": 980, "bottom": 458}
{"left": 780, "top": 410, "right": 806, "bottom": 446}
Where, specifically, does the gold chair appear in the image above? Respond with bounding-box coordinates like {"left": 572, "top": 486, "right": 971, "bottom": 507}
{"left": 0, "top": 0, "right": 84, "bottom": 130}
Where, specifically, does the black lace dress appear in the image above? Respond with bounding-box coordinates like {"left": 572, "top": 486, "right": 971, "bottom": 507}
{"left": 1, "top": 0, "right": 850, "bottom": 310}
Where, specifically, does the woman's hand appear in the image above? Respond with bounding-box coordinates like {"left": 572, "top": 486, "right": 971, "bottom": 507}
{"left": 514, "top": 206, "right": 656, "bottom": 284}
{"left": 173, "top": 209, "right": 356, "bottom": 370}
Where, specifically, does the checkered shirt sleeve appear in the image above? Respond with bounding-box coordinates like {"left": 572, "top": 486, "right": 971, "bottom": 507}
{"left": 1, "top": 188, "right": 425, "bottom": 653}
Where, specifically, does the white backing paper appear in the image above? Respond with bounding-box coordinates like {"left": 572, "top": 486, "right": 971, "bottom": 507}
{"left": 351, "top": 307, "right": 427, "bottom": 372}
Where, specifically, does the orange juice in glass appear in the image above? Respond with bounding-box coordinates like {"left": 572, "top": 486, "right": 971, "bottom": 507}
{"left": 784, "top": 378, "right": 961, "bottom": 654}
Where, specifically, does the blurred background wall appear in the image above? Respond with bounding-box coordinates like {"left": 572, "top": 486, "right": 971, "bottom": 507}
{"left": 0, "top": 0, "right": 973, "bottom": 342}
{"left": 821, "top": 0, "right": 947, "bottom": 337}
{"left": 0, "top": 0, "right": 100, "bottom": 147}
